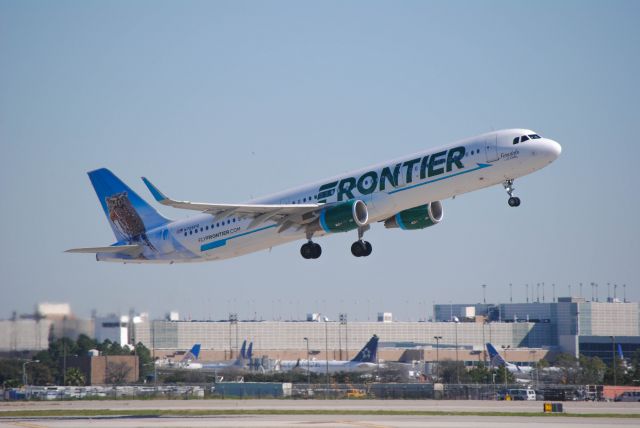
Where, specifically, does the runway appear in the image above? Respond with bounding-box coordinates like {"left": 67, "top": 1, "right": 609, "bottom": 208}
{"left": 1, "top": 399, "right": 638, "bottom": 427}
{"left": 0, "top": 414, "right": 639, "bottom": 428}
{"left": 2, "top": 399, "right": 640, "bottom": 414}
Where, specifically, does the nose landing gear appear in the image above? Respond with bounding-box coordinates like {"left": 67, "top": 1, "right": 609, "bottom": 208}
{"left": 503, "top": 179, "right": 521, "bottom": 207}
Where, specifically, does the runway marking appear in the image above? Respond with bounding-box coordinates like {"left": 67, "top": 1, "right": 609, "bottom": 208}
{"left": 7, "top": 422, "right": 46, "bottom": 428}
{"left": 334, "top": 420, "right": 390, "bottom": 428}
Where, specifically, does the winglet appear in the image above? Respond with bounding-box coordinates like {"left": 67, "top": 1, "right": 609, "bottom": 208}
{"left": 142, "top": 177, "right": 169, "bottom": 202}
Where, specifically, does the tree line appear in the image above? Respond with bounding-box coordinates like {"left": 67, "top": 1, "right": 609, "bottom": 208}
{"left": 0, "top": 335, "right": 153, "bottom": 387}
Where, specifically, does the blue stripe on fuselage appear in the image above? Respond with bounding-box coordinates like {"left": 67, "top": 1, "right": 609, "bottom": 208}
{"left": 200, "top": 224, "right": 277, "bottom": 252}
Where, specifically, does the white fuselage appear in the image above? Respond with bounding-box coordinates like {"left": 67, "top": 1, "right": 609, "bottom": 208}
{"left": 277, "top": 359, "right": 378, "bottom": 374}
{"left": 99, "top": 128, "right": 561, "bottom": 263}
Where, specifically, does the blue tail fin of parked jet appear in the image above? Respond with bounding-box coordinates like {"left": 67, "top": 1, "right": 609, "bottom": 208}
{"left": 88, "top": 168, "right": 170, "bottom": 243}
{"left": 617, "top": 344, "right": 624, "bottom": 360}
{"left": 239, "top": 340, "right": 247, "bottom": 360}
{"left": 183, "top": 344, "right": 201, "bottom": 361}
{"left": 351, "top": 335, "right": 378, "bottom": 363}
{"left": 486, "top": 343, "right": 507, "bottom": 366}
{"left": 247, "top": 342, "right": 253, "bottom": 360}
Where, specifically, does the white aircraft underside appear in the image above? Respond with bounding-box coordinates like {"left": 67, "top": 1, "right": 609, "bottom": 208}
{"left": 67, "top": 129, "right": 561, "bottom": 262}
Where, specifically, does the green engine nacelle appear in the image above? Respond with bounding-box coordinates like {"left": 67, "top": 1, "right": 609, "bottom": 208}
{"left": 317, "top": 199, "right": 369, "bottom": 233}
{"left": 384, "top": 201, "right": 443, "bottom": 230}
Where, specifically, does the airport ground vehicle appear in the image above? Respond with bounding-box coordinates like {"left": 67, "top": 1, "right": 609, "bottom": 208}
{"left": 615, "top": 391, "right": 640, "bottom": 402}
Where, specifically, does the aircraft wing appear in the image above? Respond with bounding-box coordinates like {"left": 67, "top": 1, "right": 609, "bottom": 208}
{"left": 142, "top": 177, "right": 324, "bottom": 230}
{"left": 65, "top": 245, "right": 143, "bottom": 257}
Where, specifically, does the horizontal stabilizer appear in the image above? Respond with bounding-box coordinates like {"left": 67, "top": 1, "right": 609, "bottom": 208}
{"left": 65, "top": 245, "right": 143, "bottom": 257}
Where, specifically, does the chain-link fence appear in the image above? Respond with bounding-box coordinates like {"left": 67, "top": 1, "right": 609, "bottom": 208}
{"left": 3, "top": 382, "right": 605, "bottom": 401}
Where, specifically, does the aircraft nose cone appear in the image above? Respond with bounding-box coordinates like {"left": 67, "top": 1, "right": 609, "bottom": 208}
{"left": 545, "top": 139, "right": 562, "bottom": 160}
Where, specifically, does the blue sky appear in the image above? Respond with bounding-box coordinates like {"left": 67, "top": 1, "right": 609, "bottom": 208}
{"left": 1, "top": 1, "right": 638, "bottom": 321}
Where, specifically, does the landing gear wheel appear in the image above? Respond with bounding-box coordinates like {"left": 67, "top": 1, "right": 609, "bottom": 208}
{"left": 300, "top": 243, "right": 314, "bottom": 259}
{"left": 351, "top": 240, "right": 372, "bottom": 257}
{"left": 301, "top": 241, "right": 322, "bottom": 259}
{"left": 311, "top": 243, "right": 322, "bottom": 259}
{"left": 503, "top": 180, "right": 521, "bottom": 208}
{"left": 363, "top": 241, "right": 372, "bottom": 256}
{"left": 351, "top": 241, "right": 364, "bottom": 257}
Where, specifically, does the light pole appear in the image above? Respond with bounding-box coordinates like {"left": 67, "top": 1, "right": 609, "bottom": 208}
{"left": 501, "top": 345, "right": 510, "bottom": 388}
{"left": 324, "top": 317, "right": 329, "bottom": 386}
{"left": 481, "top": 284, "right": 487, "bottom": 304}
{"left": 610, "top": 335, "right": 617, "bottom": 386}
{"left": 482, "top": 320, "right": 488, "bottom": 366}
{"left": 434, "top": 336, "right": 442, "bottom": 381}
{"left": 22, "top": 360, "right": 39, "bottom": 386}
{"left": 339, "top": 313, "right": 348, "bottom": 360}
{"left": 454, "top": 317, "right": 460, "bottom": 384}
{"left": 303, "top": 337, "right": 310, "bottom": 392}
{"left": 229, "top": 313, "right": 238, "bottom": 359}
{"left": 529, "top": 350, "right": 536, "bottom": 387}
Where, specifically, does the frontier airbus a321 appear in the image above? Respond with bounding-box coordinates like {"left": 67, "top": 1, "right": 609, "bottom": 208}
{"left": 67, "top": 129, "right": 561, "bottom": 262}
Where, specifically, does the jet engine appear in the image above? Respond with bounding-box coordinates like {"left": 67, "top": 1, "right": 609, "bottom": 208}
{"left": 384, "top": 201, "right": 443, "bottom": 230}
{"left": 311, "top": 199, "right": 369, "bottom": 233}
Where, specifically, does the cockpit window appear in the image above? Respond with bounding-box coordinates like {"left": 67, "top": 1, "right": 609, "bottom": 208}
{"left": 513, "top": 137, "right": 519, "bottom": 145}
{"left": 520, "top": 135, "right": 530, "bottom": 142}
{"left": 528, "top": 134, "right": 541, "bottom": 139}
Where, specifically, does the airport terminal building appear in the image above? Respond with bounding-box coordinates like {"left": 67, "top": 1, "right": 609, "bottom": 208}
{"left": 131, "top": 297, "right": 639, "bottom": 363}
{"left": 2, "top": 298, "right": 638, "bottom": 364}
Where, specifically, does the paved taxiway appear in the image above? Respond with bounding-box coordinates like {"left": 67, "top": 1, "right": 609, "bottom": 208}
{"left": 0, "top": 415, "right": 638, "bottom": 428}
{"left": 1, "top": 400, "right": 638, "bottom": 427}
{"left": 2, "top": 399, "right": 639, "bottom": 414}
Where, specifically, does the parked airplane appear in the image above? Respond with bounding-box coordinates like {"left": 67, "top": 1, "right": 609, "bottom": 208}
{"left": 67, "top": 129, "right": 561, "bottom": 262}
{"left": 182, "top": 344, "right": 201, "bottom": 363}
{"left": 185, "top": 340, "right": 252, "bottom": 371}
{"left": 486, "top": 343, "right": 533, "bottom": 375}
{"left": 277, "top": 335, "right": 379, "bottom": 374}
{"left": 158, "top": 340, "right": 252, "bottom": 371}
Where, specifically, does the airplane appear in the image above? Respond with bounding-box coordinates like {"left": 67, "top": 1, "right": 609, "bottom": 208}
{"left": 277, "top": 335, "right": 379, "bottom": 374}
{"left": 185, "top": 340, "right": 253, "bottom": 371}
{"left": 182, "top": 343, "right": 201, "bottom": 363}
{"left": 618, "top": 344, "right": 629, "bottom": 372}
{"left": 486, "top": 343, "right": 533, "bottom": 376}
{"left": 67, "top": 129, "right": 561, "bottom": 262}
{"left": 155, "top": 343, "right": 201, "bottom": 368}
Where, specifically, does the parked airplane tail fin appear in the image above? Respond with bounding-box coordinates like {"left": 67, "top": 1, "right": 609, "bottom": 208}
{"left": 351, "top": 335, "right": 378, "bottom": 363}
{"left": 239, "top": 340, "right": 247, "bottom": 360}
{"left": 88, "top": 168, "right": 170, "bottom": 243}
{"left": 183, "top": 344, "right": 201, "bottom": 361}
{"left": 617, "top": 344, "right": 624, "bottom": 360}
{"left": 486, "top": 343, "right": 507, "bottom": 367}
{"left": 247, "top": 342, "right": 253, "bottom": 360}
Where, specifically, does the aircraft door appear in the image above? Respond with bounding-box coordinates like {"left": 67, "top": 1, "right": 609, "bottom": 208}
{"left": 484, "top": 135, "right": 499, "bottom": 163}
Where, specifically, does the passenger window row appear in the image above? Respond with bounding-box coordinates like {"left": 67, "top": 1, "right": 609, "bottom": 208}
{"left": 184, "top": 218, "right": 238, "bottom": 236}
{"left": 291, "top": 194, "right": 318, "bottom": 204}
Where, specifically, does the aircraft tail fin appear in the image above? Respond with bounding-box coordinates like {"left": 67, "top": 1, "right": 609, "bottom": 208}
{"left": 247, "top": 342, "right": 253, "bottom": 360}
{"left": 486, "top": 343, "right": 507, "bottom": 367}
{"left": 88, "top": 168, "right": 170, "bottom": 243}
{"left": 239, "top": 340, "right": 247, "bottom": 360}
{"left": 351, "top": 335, "right": 378, "bottom": 363}
{"left": 183, "top": 344, "right": 201, "bottom": 361}
{"left": 617, "top": 344, "right": 624, "bottom": 360}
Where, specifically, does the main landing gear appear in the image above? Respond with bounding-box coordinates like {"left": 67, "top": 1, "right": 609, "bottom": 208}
{"left": 300, "top": 241, "right": 322, "bottom": 259}
{"left": 351, "top": 226, "right": 372, "bottom": 258}
{"left": 503, "top": 179, "right": 521, "bottom": 207}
